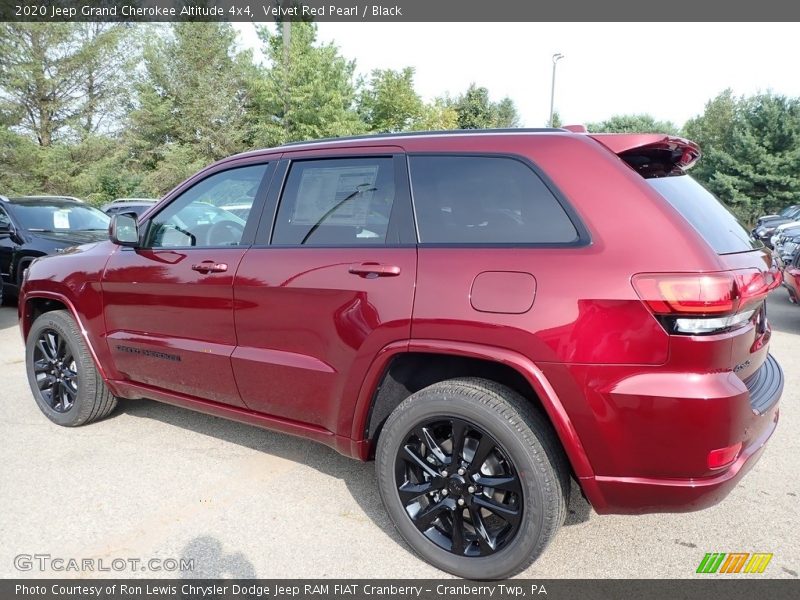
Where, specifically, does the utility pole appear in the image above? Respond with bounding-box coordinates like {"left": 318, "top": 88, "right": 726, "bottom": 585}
{"left": 282, "top": 16, "right": 291, "bottom": 138}
{"left": 549, "top": 53, "right": 564, "bottom": 127}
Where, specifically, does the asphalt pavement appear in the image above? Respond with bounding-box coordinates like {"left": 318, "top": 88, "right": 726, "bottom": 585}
{"left": 1, "top": 293, "right": 797, "bottom": 579}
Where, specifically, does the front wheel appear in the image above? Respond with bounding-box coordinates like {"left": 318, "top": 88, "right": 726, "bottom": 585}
{"left": 25, "top": 310, "right": 117, "bottom": 426}
{"left": 375, "top": 378, "right": 569, "bottom": 579}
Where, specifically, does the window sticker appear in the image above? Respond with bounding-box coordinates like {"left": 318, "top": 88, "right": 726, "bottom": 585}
{"left": 53, "top": 209, "right": 71, "bottom": 229}
{"left": 292, "top": 165, "right": 379, "bottom": 225}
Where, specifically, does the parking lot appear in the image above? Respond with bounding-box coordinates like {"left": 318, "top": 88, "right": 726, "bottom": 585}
{"left": 0, "top": 294, "right": 798, "bottom": 579}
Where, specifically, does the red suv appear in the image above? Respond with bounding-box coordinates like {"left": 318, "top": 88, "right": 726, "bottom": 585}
{"left": 19, "top": 129, "right": 783, "bottom": 579}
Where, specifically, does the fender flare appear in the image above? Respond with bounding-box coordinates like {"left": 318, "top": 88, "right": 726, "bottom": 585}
{"left": 20, "top": 290, "right": 113, "bottom": 385}
{"left": 349, "top": 338, "right": 595, "bottom": 479}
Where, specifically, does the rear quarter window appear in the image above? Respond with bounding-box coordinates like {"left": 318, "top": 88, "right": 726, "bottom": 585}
{"left": 408, "top": 155, "right": 580, "bottom": 245}
{"left": 647, "top": 175, "right": 761, "bottom": 255}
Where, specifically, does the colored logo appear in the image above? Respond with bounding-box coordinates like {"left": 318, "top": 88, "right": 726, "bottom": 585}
{"left": 697, "top": 552, "right": 773, "bottom": 574}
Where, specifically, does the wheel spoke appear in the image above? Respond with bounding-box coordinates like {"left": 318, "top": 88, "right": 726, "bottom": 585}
{"left": 55, "top": 334, "right": 66, "bottom": 360}
{"left": 36, "top": 338, "right": 54, "bottom": 361}
{"left": 450, "top": 419, "right": 467, "bottom": 464}
{"left": 474, "top": 474, "right": 522, "bottom": 494}
{"left": 413, "top": 499, "right": 449, "bottom": 531}
{"left": 400, "top": 445, "right": 440, "bottom": 479}
{"left": 46, "top": 333, "right": 59, "bottom": 360}
{"left": 419, "top": 426, "right": 447, "bottom": 465}
{"left": 450, "top": 508, "right": 466, "bottom": 555}
{"left": 468, "top": 505, "right": 497, "bottom": 554}
{"left": 469, "top": 434, "right": 494, "bottom": 471}
{"left": 61, "top": 381, "right": 77, "bottom": 401}
{"left": 472, "top": 495, "right": 521, "bottom": 525}
{"left": 36, "top": 373, "right": 56, "bottom": 390}
{"left": 33, "top": 358, "right": 50, "bottom": 373}
{"left": 398, "top": 481, "right": 434, "bottom": 504}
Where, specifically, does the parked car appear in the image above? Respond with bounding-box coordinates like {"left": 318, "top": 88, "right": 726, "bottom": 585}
{"left": 755, "top": 204, "right": 800, "bottom": 227}
{"left": 0, "top": 196, "right": 109, "bottom": 305}
{"left": 773, "top": 224, "right": 800, "bottom": 264}
{"left": 770, "top": 219, "right": 800, "bottom": 251}
{"left": 753, "top": 205, "right": 800, "bottom": 248}
{"left": 101, "top": 198, "right": 159, "bottom": 217}
{"left": 782, "top": 245, "right": 800, "bottom": 304}
{"left": 18, "top": 129, "right": 783, "bottom": 579}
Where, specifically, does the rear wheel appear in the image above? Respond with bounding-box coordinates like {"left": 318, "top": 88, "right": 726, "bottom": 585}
{"left": 376, "top": 377, "right": 569, "bottom": 579}
{"left": 25, "top": 310, "right": 117, "bottom": 426}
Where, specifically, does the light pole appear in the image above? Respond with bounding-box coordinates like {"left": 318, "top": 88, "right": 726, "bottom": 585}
{"left": 549, "top": 53, "right": 564, "bottom": 127}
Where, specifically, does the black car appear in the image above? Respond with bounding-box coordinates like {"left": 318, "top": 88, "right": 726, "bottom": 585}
{"left": 753, "top": 205, "right": 800, "bottom": 247}
{"left": 0, "top": 196, "right": 110, "bottom": 304}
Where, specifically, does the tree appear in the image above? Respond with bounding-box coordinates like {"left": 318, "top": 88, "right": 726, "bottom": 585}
{"left": 250, "top": 22, "right": 363, "bottom": 147}
{"left": 587, "top": 114, "right": 679, "bottom": 135}
{"left": 454, "top": 84, "right": 522, "bottom": 129}
{"left": 685, "top": 92, "right": 800, "bottom": 223}
{"left": 411, "top": 98, "right": 459, "bottom": 131}
{"left": 128, "top": 23, "right": 255, "bottom": 193}
{"left": 0, "top": 23, "right": 132, "bottom": 146}
{"left": 494, "top": 97, "right": 521, "bottom": 128}
{"left": 358, "top": 67, "right": 423, "bottom": 133}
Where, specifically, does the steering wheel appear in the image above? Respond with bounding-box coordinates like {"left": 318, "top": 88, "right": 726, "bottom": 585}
{"left": 205, "top": 220, "right": 245, "bottom": 246}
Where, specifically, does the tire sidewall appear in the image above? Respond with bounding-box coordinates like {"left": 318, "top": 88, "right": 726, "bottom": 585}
{"left": 25, "top": 311, "right": 93, "bottom": 426}
{"left": 376, "top": 391, "right": 553, "bottom": 579}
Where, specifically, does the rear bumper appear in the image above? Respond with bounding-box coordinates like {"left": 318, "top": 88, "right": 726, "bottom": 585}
{"left": 557, "top": 354, "right": 783, "bottom": 514}
{"left": 582, "top": 401, "right": 779, "bottom": 514}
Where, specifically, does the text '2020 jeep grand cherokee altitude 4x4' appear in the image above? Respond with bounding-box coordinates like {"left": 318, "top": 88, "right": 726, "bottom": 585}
{"left": 18, "top": 129, "right": 784, "bottom": 579}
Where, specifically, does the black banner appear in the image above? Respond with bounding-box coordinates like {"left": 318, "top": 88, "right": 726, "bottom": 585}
{"left": 3, "top": 580, "right": 800, "bottom": 600}
{"left": 2, "top": 0, "right": 800, "bottom": 22}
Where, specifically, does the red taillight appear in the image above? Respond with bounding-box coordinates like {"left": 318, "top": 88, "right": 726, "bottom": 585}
{"left": 707, "top": 442, "right": 742, "bottom": 470}
{"left": 632, "top": 269, "right": 779, "bottom": 316}
{"left": 632, "top": 273, "right": 737, "bottom": 315}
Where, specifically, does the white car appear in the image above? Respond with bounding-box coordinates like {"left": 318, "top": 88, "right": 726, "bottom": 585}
{"left": 770, "top": 219, "right": 800, "bottom": 247}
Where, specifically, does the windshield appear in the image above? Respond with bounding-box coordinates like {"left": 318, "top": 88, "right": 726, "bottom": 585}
{"left": 647, "top": 175, "right": 762, "bottom": 254}
{"left": 12, "top": 203, "right": 110, "bottom": 232}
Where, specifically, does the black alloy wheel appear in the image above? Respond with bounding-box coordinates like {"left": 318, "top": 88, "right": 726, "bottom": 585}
{"left": 395, "top": 417, "right": 523, "bottom": 557}
{"left": 31, "top": 328, "right": 79, "bottom": 413}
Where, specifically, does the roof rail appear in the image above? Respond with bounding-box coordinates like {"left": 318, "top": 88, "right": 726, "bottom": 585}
{"left": 276, "top": 127, "right": 568, "bottom": 148}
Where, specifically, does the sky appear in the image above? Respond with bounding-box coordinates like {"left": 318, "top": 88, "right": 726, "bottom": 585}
{"left": 233, "top": 22, "right": 800, "bottom": 128}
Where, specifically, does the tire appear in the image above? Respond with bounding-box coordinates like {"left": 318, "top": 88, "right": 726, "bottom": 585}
{"left": 376, "top": 377, "right": 569, "bottom": 579}
{"left": 0, "top": 282, "right": 4, "bottom": 306}
{"left": 25, "top": 310, "right": 117, "bottom": 427}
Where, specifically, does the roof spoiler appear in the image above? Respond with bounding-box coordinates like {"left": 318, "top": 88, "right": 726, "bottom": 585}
{"left": 589, "top": 133, "right": 701, "bottom": 172}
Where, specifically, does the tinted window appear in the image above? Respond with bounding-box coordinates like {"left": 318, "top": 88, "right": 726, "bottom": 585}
{"left": 10, "top": 203, "right": 109, "bottom": 231}
{"left": 0, "top": 208, "right": 11, "bottom": 229}
{"left": 146, "top": 164, "right": 266, "bottom": 248}
{"left": 409, "top": 156, "right": 578, "bottom": 244}
{"left": 647, "top": 175, "right": 761, "bottom": 254}
{"left": 273, "top": 158, "right": 395, "bottom": 246}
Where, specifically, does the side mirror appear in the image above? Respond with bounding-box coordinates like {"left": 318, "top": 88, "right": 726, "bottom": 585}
{"left": 109, "top": 213, "right": 139, "bottom": 248}
{"left": 0, "top": 224, "right": 13, "bottom": 237}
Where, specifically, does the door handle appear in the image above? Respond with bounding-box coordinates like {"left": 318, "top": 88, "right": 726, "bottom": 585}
{"left": 348, "top": 263, "right": 401, "bottom": 278}
{"left": 191, "top": 261, "right": 228, "bottom": 273}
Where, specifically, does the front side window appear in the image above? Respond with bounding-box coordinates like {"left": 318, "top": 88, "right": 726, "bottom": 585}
{"left": 145, "top": 164, "right": 267, "bottom": 248}
{"left": 272, "top": 157, "right": 395, "bottom": 246}
{"left": 409, "top": 155, "right": 579, "bottom": 244}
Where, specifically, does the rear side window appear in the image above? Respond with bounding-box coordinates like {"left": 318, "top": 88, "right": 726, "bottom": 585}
{"left": 409, "top": 155, "right": 579, "bottom": 244}
{"left": 273, "top": 157, "right": 395, "bottom": 246}
{"left": 647, "top": 175, "right": 761, "bottom": 254}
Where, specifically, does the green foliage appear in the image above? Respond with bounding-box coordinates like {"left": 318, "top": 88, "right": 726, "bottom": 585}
{"left": 1, "top": 21, "right": 798, "bottom": 225}
{"left": 453, "top": 84, "right": 522, "bottom": 129}
{"left": 685, "top": 91, "right": 800, "bottom": 224}
{"left": 587, "top": 114, "right": 680, "bottom": 135}
{"left": 358, "top": 67, "right": 423, "bottom": 133}
{"left": 250, "top": 22, "right": 363, "bottom": 147}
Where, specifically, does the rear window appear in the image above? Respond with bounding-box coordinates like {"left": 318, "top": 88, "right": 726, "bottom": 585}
{"left": 647, "top": 175, "right": 762, "bottom": 254}
{"left": 409, "top": 155, "right": 579, "bottom": 244}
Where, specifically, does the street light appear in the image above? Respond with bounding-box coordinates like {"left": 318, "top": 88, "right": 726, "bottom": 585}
{"left": 549, "top": 53, "right": 564, "bottom": 127}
